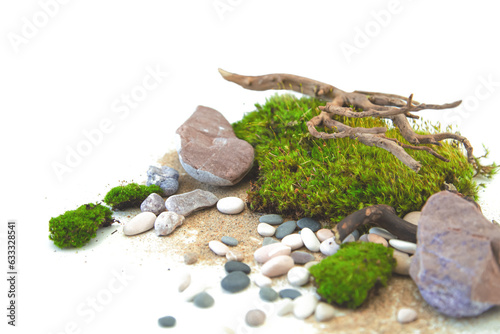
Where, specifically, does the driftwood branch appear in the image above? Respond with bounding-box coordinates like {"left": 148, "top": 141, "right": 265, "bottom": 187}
{"left": 219, "top": 68, "right": 476, "bottom": 172}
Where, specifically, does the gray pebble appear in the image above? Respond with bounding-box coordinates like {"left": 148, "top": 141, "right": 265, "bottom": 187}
{"left": 279, "top": 288, "right": 302, "bottom": 300}
{"left": 262, "top": 237, "right": 279, "bottom": 246}
{"left": 221, "top": 271, "right": 250, "bottom": 293}
{"left": 259, "top": 286, "right": 279, "bottom": 302}
{"left": 221, "top": 236, "right": 238, "bottom": 247}
{"left": 259, "top": 214, "right": 283, "bottom": 225}
{"left": 224, "top": 261, "right": 251, "bottom": 274}
{"left": 291, "top": 251, "right": 315, "bottom": 264}
{"left": 245, "top": 309, "right": 266, "bottom": 327}
{"left": 184, "top": 252, "right": 198, "bottom": 265}
{"left": 140, "top": 193, "right": 166, "bottom": 216}
{"left": 297, "top": 217, "right": 321, "bottom": 232}
{"left": 165, "top": 189, "right": 218, "bottom": 216}
{"left": 147, "top": 165, "right": 179, "bottom": 196}
{"left": 275, "top": 221, "right": 297, "bottom": 239}
{"left": 158, "top": 315, "right": 176, "bottom": 327}
{"left": 193, "top": 291, "right": 214, "bottom": 308}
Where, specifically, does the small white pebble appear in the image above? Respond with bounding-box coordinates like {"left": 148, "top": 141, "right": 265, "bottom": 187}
{"left": 217, "top": 197, "right": 245, "bottom": 214}
{"left": 276, "top": 299, "right": 294, "bottom": 316}
{"left": 177, "top": 270, "right": 191, "bottom": 292}
{"left": 281, "top": 233, "right": 304, "bottom": 250}
{"left": 257, "top": 223, "right": 276, "bottom": 237}
{"left": 252, "top": 274, "right": 272, "bottom": 288}
{"left": 315, "top": 302, "right": 336, "bottom": 322}
{"left": 293, "top": 294, "right": 319, "bottom": 319}
{"left": 301, "top": 228, "right": 321, "bottom": 252}
{"left": 397, "top": 307, "right": 418, "bottom": 323}
{"left": 209, "top": 240, "right": 229, "bottom": 256}
{"left": 389, "top": 239, "right": 417, "bottom": 254}
{"left": 287, "top": 267, "right": 310, "bottom": 286}
{"left": 320, "top": 237, "right": 340, "bottom": 256}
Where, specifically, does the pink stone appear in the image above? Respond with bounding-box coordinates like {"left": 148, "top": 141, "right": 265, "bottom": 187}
{"left": 316, "top": 229, "right": 334, "bottom": 242}
{"left": 254, "top": 243, "right": 291, "bottom": 263}
{"left": 367, "top": 233, "right": 388, "bottom": 247}
{"left": 261, "top": 255, "right": 294, "bottom": 278}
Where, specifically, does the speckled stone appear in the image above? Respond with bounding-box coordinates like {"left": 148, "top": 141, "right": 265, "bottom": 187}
{"left": 245, "top": 309, "right": 266, "bottom": 327}
{"left": 193, "top": 291, "right": 214, "bottom": 308}
{"left": 147, "top": 165, "right": 179, "bottom": 196}
{"left": 154, "top": 211, "right": 185, "bottom": 236}
{"left": 140, "top": 193, "right": 166, "bottom": 216}
{"left": 397, "top": 308, "right": 418, "bottom": 323}
{"left": 184, "top": 252, "right": 198, "bottom": 265}
{"left": 279, "top": 288, "right": 302, "bottom": 300}
{"left": 297, "top": 217, "right": 321, "bottom": 232}
{"left": 165, "top": 189, "right": 218, "bottom": 216}
{"left": 290, "top": 251, "right": 315, "bottom": 265}
{"left": 275, "top": 221, "right": 297, "bottom": 239}
{"left": 221, "top": 271, "right": 250, "bottom": 293}
{"left": 226, "top": 250, "right": 244, "bottom": 262}
{"left": 259, "top": 214, "right": 283, "bottom": 225}
{"left": 225, "top": 261, "right": 251, "bottom": 274}
{"left": 259, "top": 286, "right": 279, "bottom": 302}
{"left": 221, "top": 236, "right": 238, "bottom": 246}
{"left": 158, "top": 315, "right": 176, "bottom": 328}
{"left": 281, "top": 233, "right": 304, "bottom": 250}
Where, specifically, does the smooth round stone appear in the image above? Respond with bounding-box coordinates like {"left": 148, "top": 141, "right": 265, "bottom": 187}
{"left": 301, "top": 228, "right": 321, "bottom": 252}
{"left": 393, "top": 250, "right": 411, "bottom": 276}
{"left": 158, "top": 316, "right": 176, "bottom": 328}
{"left": 259, "top": 214, "right": 283, "bottom": 225}
{"left": 293, "top": 294, "right": 319, "bottom": 319}
{"left": 257, "top": 223, "right": 276, "bottom": 237}
{"left": 225, "top": 261, "right": 251, "bottom": 274}
{"left": 275, "top": 221, "right": 297, "bottom": 239}
{"left": 123, "top": 212, "right": 156, "bottom": 236}
{"left": 217, "top": 197, "right": 245, "bottom": 214}
{"left": 245, "top": 309, "right": 266, "bottom": 327}
{"left": 342, "top": 233, "right": 356, "bottom": 244}
{"left": 368, "top": 233, "right": 389, "bottom": 247}
{"left": 389, "top": 239, "right": 417, "bottom": 254}
{"left": 253, "top": 274, "right": 272, "bottom": 288}
{"left": 287, "top": 267, "right": 310, "bottom": 286}
{"left": 177, "top": 270, "right": 191, "bottom": 292}
{"left": 304, "top": 261, "right": 320, "bottom": 270}
{"left": 403, "top": 211, "right": 421, "bottom": 226}
{"left": 221, "top": 271, "right": 250, "bottom": 293}
{"left": 254, "top": 243, "right": 291, "bottom": 263}
{"left": 140, "top": 193, "right": 166, "bottom": 216}
{"left": 359, "top": 234, "right": 369, "bottom": 242}
{"left": 320, "top": 237, "right": 340, "bottom": 256}
{"left": 193, "top": 291, "right": 214, "bottom": 308}
{"left": 184, "top": 252, "right": 198, "bottom": 265}
{"left": 315, "top": 302, "right": 336, "bottom": 322}
{"left": 276, "top": 299, "right": 294, "bottom": 316}
{"left": 297, "top": 217, "right": 322, "bottom": 232}
{"left": 226, "top": 250, "right": 244, "bottom": 262}
{"left": 291, "top": 251, "right": 315, "bottom": 264}
{"left": 279, "top": 288, "right": 302, "bottom": 300}
{"left": 397, "top": 307, "right": 418, "bottom": 323}
{"left": 316, "top": 229, "right": 334, "bottom": 242}
{"left": 261, "top": 255, "right": 294, "bottom": 278}
{"left": 262, "top": 237, "right": 279, "bottom": 246}
{"left": 281, "top": 234, "right": 304, "bottom": 250}
{"left": 209, "top": 240, "right": 230, "bottom": 256}
{"left": 259, "top": 286, "right": 278, "bottom": 302}
{"left": 221, "top": 236, "right": 238, "bottom": 246}
{"left": 369, "top": 227, "right": 397, "bottom": 240}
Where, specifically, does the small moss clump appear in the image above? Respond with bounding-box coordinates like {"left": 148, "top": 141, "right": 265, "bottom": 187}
{"left": 233, "top": 94, "right": 481, "bottom": 222}
{"left": 103, "top": 183, "right": 163, "bottom": 210}
{"left": 49, "top": 203, "right": 114, "bottom": 248}
{"left": 309, "top": 242, "right": 396, "bottom": 309}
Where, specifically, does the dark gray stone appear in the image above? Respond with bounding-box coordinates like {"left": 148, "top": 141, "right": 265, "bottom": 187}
{"left": 297, "top": 217, "right": 321, "bottom": 232}
{"left": 275, "top": 221, "right": 297, "bottom": 239}
{"left": 165, "top": 189, "right": 218, "bottom": 216}
{"left": 279, "top": 288, "right": 302, "bottom": 300}
{"left": 221, "top": 271, "right": 250, "bottom": 293}
{"left": 140, "top": 193, "right": 166, "bottom": 216}
{"left": 259, "top": 287, "right": 278, "bottom": 302}
{"left": 410, "top": 191, "right": 500, "bottom": 318}
{"left": 259, "top": 214, "right": 283, "bottom": 225}
{"left": 262, "top": 237, "right": 279, "bottom": 246}
{"left": 290, "top": 251, "right": 315, "bottom": 264}
{"left": 221, "top": 236, "right": 238, "bottom": 247}
{"left": 225, "top": 261, "right": 251, "bottom": 274}
{"left": 158, "top": 316, "right": 176, "bottom": 327}
{"left": 193, "top": 291, "right": 214, "bottom": 308}
{"left": 147, "top": 165, "right": 179, "bottom": 196}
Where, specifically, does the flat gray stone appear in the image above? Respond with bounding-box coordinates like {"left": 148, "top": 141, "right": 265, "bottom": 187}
{"left": 221, "top": 236, "right": 238, "bottom": 247}
{"left": 165, "top": 189, "right": 218, "bottom": 216}
{"left": 291, "top": 251, "right": 315, "bottom": 264}
{"left": 221, "top": 271, "right": 250, "bottom": 293}
{"left": 224, "top": 261, "right": 251, "bottom": 274}
{"left": 193, "top": 291, "right": 214, "bottom": 308}
{"left": 279, "top": 288, "right": 302, "bottom": 300}
{"left": 262, "top": 237, "right": 279, "bottom": 246}
{"left": 259, "top": 214, "right": 283, "bottom": 225}
{"left": 297, "top": 217, "right": 321, "bottom": 232}
{"left": 259, "top": 286, "right": 278, "bottom": 302}
{"left": 158, "top": 316, "right": 176, "bottom": 328}
{"left": 275, "top": 221, "right": 297, "bottom": 239}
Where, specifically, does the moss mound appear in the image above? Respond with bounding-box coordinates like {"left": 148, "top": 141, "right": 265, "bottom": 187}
{"left": 309, "top": 242, "right": 396, "bottom": 309}
{"left": 49, "top": 203, "right": 113, "bottom": 248}
{"left": 103, "top": 183, "right": 163, "bottom": 210}
{"left": 232, "top": 94, "right": 479, "bottom": 222}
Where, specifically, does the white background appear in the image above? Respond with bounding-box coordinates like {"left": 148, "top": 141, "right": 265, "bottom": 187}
{"left": 1, "top": 1, "right": 500, "bottom": 333}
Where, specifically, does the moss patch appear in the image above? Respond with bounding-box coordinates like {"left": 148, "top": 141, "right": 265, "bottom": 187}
{"left": 233, "top": 94, "right": 479, "bottom": 223}
{"left": 309, "top": 242, "right": 396, "bottom": 309}
{"left": 103, "top": 183, "right": 163, "bottom": 210}
{"left": 49, "top": 203, "right": 113, "bottom": 248}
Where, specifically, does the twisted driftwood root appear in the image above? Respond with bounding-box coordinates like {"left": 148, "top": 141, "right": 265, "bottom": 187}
{"left": 219, "top": 68, "right": 475, "bottom": 173}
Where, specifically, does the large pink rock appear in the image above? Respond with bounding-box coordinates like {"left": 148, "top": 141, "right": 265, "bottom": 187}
{"left": 175, "top": 106, "right": 254, "bottom": 186}
{"left": 409, "top": 191, "right": 500, "bottom": 317}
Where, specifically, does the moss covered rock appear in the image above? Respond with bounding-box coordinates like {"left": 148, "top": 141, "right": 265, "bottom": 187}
{"left": 103, "top": 183, "right": 163, "bottom": 210}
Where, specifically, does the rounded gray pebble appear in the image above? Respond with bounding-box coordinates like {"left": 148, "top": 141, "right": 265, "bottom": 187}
{"left": 262, "top": 237, "right": 279, "bottom": 246}
{"left": 221, "top": 271, "right": 250, "bottom": 293}
{"left": 184, "top": 252, "right": 198, "bottom": 265}
{"left": 259, "top": 214, "right": 283, "bottom": 225}
{"left": 158, "top": 316, "right": 176, "bottom": 327}
{"left": 297, "top": 217, "right": 321, "bottom": 232}
{"left": 193, "top": 291, "right": 214, "bottom": 308}
{"left": 224, "top": 261, "right": 251, "bottom": 274}
{"left": 290, "top": 251, "right": 315, "bottom": 264}
{"left": 140, "top": 193, "right": 166, "bottom": 216}
{"left": 275, "top": 221, "right": 297, "bottom": 239}
{"left": 259, "top": 286, "right": 279, "bottom": 302}
{"left": 221, "top": 236, "right": 238, "bottom": 246}
{"left": 245, "top": 309, "right": 266, "bottom": 327}
{"left": 279, "top": 288, "right": 302, "bottom": 300}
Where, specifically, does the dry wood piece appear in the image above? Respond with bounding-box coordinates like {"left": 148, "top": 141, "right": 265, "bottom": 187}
{"left": 219, "top": 68, "right": 475, "bottom": 173}
{"left": 331, "top": 205, "right": 417, "bottom": 244}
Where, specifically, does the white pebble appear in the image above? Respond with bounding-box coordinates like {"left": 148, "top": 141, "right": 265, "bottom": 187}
{"left": 281, "top": 233, "right": 304, "bottom": 250}
{"left": 393, "top": 249, "right": 411, "bottom": 276}
{"left": 261, "top": 255, "right": 294, "bottom": 278}
{"left": 397, "top": 307, "right": 418, "bottom": 323}
{"left": 287, "top": 267, "right": 310, "bottom": 286}
{"left": 181, "top": 281, "right": 206, "bottom": 302}
{"left": 123, "top": 212, "right": 156, "bottom": 236}
{"left": 316, "top": 229, "right": 334, "bottom": 242}
{"left": 177, "top": 270, "right": 191, "bottom": 292}
{"left": 252, "top": 274, "right": 272, "bottom": 288}
{"left": 301, "top": 228, "right": 321, "bottom": 252}
{"left": 369, "top": 227, "right": 397, "bottom": 240}
{"left": 217, "top": 197, "right": 245, "bottom": 214}
{"left": 293, "top": 294, "right": 319, "bottom": 319}
{"left": 254, "top": 243, "right": 291, "bottom": 263}
{"left": 403, "top": 211, "right": 421, "bottom": 225}
{"left": 320, "top": 237, "right": 340, "bottom": 256}
{"left": 276, "top": 299, "right": 294, "bottom": 316}
{"left": 209, "top": 240, "right": 229, "bottom": 256}
{"left": 389, "top": 239, "right": 417, "bottom": 254}
{"left": 257, "top": 223, "right": 276, "bottom": 237}
{"left": 315, "top": 302, "right": 336, "bottom": 322}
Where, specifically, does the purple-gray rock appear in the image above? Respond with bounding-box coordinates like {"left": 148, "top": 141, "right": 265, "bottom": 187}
{"left": 165, "top": 189, "right": 218, "bottom": 216}
{"left": 140, "top": 193, "right": 166, "bottom": 216}
{"left": 147, "top": 165, "right": 179, "bottom": 196}
{"left": 175, "top": 106, "right": 254, "bottom": 186}
{"left": 409, "top": 191, "right": 500, "bottom": 318}
{"left": 154, "top": 211, "right": 185, "bottom": 236}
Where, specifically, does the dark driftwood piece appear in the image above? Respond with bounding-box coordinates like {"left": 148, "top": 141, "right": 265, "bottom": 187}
{"left": 219, "top": 69, "right": 475, "bottom": 173}
{"left": 331, "top": 205, "right": 417, "bottom": 244}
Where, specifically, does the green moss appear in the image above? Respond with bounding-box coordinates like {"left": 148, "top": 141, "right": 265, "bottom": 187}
{"left": 233, "top": 94, "right": 482, "bottom": 223}
{"left": 49, "top": 203, "right": 113, "bottom": 248}
{"left": 309, "top": 242, "right": 396, "bottom": 309}
{"left": 103, "top": 183, "right": 163, "bottom": 210}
